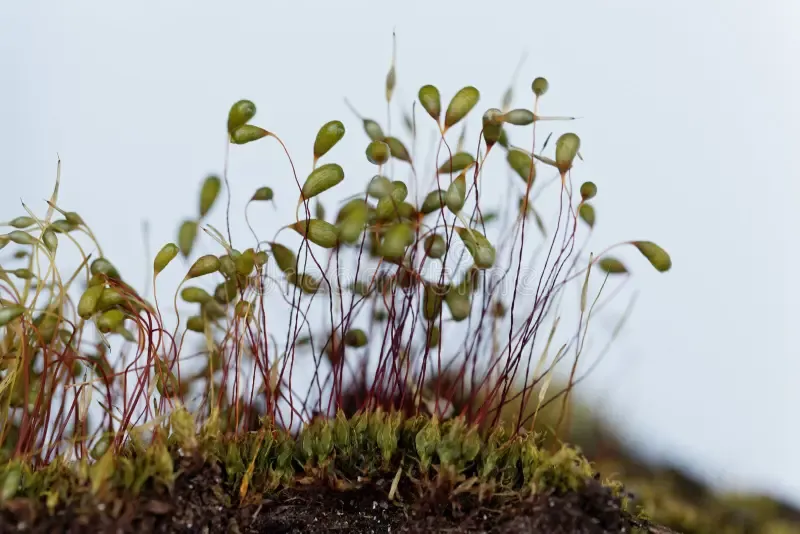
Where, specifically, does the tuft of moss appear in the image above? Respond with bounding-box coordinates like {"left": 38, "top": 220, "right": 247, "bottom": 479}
{"left": 0, "top": 412, "right": 625, "bottom": 515}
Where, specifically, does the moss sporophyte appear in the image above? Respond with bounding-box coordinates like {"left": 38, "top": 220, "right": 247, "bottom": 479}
{"left": 0, "top": 36, "right": 698, "bottom": 534}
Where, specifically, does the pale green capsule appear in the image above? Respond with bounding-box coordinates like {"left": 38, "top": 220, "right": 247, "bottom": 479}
{"left": 445, "top": 172, "right": 467, "bottom": 214}
{"left": 379, "top": 223, "right": 414, "bottom": 260}
{"left": 423, "top": 283, "right": 446, "bottom": 321}
{"left": 254, "top": 250, "right": 268, "bottom": 267}
{"left": 375, "top": 197, "right": 398, "bottom": 221}
{"left": 578, "top": 203, "right": 595, "bottom": 228}
{"left": 498, "top": 128, "right": 510, "bottom": 149}
{"left": 269, "top": 243, "right": 296, "bottom": 274}
{"left": 384, "top": 136, "right": 411, "bottom": 163}
{"left": 178, "top": 220, "right": 198, "bottom": 258}
{"left": 186, "top": 315, "right": 206, "bottom": 333}
{"left": 336, "top": 198, "right": 369, "bottom": 224}
{"left": 365, "top": 141, "right": 391, "bottom": 165}
{"left": 230, "top": 125, "right": 269, "bottom": 145}
{"left": 397, "top": 202, "right": 417, "bottom": 220}
{"left": 0, "top": 305, "right": 25, "bottom": 327}
{"left": 251, "top": 187, "right": 274, "bottom": 202}
{"left": 444, "top": 86, "right": 480, "bottom": 130}
{"left": 507, "top": 148, "right": 535, "bottom": 185}
{"left": 385, "top": 65, "right": 396, "bottom": 103}
{"left": 8, "top": 216, "right": 35, "bottom": 229}
{"left": 418, "top": 85, "right": 441, "bottom": 123}
{"left": 199, "top": 175, "right": 222, "bottom": 218}
{"left": 202, "top": 300, "right": 227, "bottom": 320}
{"left": 598, "top": 257, "right": 628, "bottom": 274}
{"left": 531, "top": 77, "right": 549, "bottom": 97}
{"left": 344, "top": 329, "right": 368, "bottom": 348}
{"left": 97, "top": 288, "right": 125, "bottom": 311}
{"left": 580, "top": 181, "right": 597, "bottom": 200}
{"left": 49, "top": 219, "right": 75, "bottom": 233}
{"left": 363, "top": 119, "right": 384, "bottom": 142}
{"left": 97, "top": 309, "right": 125, "bottom": 333}
{"left": 289, "top": 272, "right": 320, "bottom": 294}
{"left": 180, "top": 286, "right": 212, "bottom": 304}
{"left": 455, "top": 228, "right": 496, "bottom": 269}
{"left": 437, "top": 152, "right": 474, "bottom": 175}
{"left": 420, "top": 190, "right": 446, "bottom": 215}
{"left": 633, "top": 241, "right": 672, "bottom": 272}
{"left": 11, "top": 269, "right": 34, "bottom": 280}
{"left": 336, "top": 202, "right": 369, "bottom": 245}
{"left": 313, "top": 120, "right": 346, "bottom": 160}
{"left": 218, "top": 254, "right": 236, "bottom": 278}
{"left": 65, "top": 212, "right": 84, "bottom": 226}
{"left": 6, "top": 231, "right": 36, "bottom": 246}
{"left": 390, "top": 181, "right": 408, "bottom": 202}
{"left": 42, "top": 228, "right": 58, "bottom": 253}
{"left": 503, "top": 109, "right": 535, "bottom": 126}
{"left": 555, "top": 133, "right": 581, "bottom": 171}
{"left": 482, "top": 108, "right": 503, "bottom": 147}
{"left": 301, "top": 163, "right": 345, "bottom": 200}
{"left": 445, "top": 288, "right": 471, "bottom": 321}
{"left": 235, "top": 248, "right": 256, "bottom": 276}
{"left": 35, "top": 313, "right": 59, "bottom": 343}
{"left": 186, "top": 255, "right": 220, "bottom": 279}
{"left": 227, "top": 100, "right": 257, "bottom": 134}
{"left": 367, "top": 175, "right": 392, "bottom": 199}
{"left": 78, "top": 285, "right": 104, "bottom": 319}
{"left": 234, "top": 300, "right": 254, "bottom": 319}
{"left": 289, "top": 219, "right": 339, "bottom": 249}
{"left": 90, "top": 258, "right": 121, "bottom": 280}
{"left": 423, "top": 234, "right": 446, "bottom": 259}
{"left": 426, "top": 325, "right": 440, "bottom": 349}
{"left": 153, "top": 243, "right": 179, "bottom": 275}
{"left": 214, "top": 279, "right": 238, "bottom": 304}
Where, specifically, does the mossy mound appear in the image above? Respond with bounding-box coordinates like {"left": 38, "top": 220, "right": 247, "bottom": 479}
{"left": 0, "top": 411, "right": 671, "bottom": 533}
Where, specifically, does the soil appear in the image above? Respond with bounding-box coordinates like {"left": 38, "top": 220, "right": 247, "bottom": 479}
{"left": 0, "top": 460, "right": 677, "bottom": 534}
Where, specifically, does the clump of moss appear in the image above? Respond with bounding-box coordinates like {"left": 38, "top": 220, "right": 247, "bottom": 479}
{"left": 0, "top": 34, "right": 680, "bottom": 532}
{"left": 0, "top": 410, "right": 655, "bottom": 533}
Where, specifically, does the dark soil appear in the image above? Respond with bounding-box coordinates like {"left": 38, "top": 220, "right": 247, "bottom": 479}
{"left": 0, "top": 461, "right": 676, "bottom": 534}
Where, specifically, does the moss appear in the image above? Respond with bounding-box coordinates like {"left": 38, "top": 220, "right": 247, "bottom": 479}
{"left": 0, "top": 411, "right": 623, "bottom": 514}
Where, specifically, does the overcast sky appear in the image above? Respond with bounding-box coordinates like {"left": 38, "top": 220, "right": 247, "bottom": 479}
{"left": 2, "top": 0, "right": 799, "bottom": 505}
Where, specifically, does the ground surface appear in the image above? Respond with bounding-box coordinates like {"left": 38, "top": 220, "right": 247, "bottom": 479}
{"left": 0, "top": 461, "right": 677, "bottom": 534}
